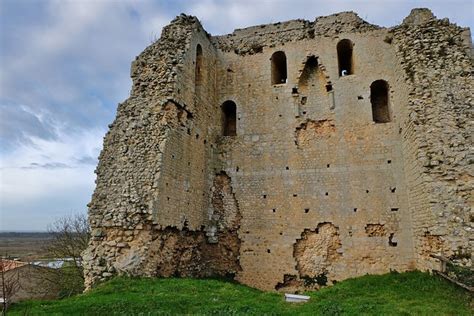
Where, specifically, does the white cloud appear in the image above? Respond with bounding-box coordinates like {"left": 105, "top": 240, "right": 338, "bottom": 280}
{"left": 0, "top": 128, "right": 104, "bottom": 231}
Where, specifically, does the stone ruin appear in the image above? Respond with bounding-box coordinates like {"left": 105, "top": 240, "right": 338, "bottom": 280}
{"left": 83, "top": 8, "right": 473, "bottom": 291}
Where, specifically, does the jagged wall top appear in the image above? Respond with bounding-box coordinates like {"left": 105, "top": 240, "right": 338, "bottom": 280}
{"left": 212, "top": 11, "right": 380, "bottom": 55}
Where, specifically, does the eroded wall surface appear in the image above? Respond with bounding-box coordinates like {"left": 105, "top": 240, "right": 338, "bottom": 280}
{"left": 83, "top": 9, "right": 473, "bottom": 291}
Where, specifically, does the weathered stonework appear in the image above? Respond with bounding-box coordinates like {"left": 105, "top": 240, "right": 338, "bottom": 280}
{"left": 83, "top": 8, "right": 473, "bottom": 291}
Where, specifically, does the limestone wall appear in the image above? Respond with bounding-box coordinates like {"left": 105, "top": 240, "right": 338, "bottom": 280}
{"left": 214, "top": 26, "right": 415, "bottom": 290}
{"left": 83, "top": 9, "right": 473, "bottom": 291}
{"left": 393, "top": 9, "right": 473, "bottom": 270}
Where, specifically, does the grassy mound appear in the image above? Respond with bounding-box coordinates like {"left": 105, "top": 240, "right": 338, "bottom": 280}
{"left": 9, "top": 271, "right": 472, "bottom": 315}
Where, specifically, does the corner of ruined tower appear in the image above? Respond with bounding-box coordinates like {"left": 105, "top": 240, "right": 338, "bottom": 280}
{"left": 82, "top": 13, "right": 211, "bottom": 290}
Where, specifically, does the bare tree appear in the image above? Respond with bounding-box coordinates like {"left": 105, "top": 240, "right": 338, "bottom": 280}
{"left": 36, "top": 214, "right": 90, "bottom": 298}
{"left": 1, "top": 258, "right": 21, "bottom": 315}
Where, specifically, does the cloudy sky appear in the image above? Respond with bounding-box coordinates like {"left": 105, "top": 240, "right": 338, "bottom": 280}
{"left": 0, "top": 0, "right": 472, "bottom": 231}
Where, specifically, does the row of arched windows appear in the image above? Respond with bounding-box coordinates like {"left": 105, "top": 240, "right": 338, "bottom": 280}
{"left": 194, "top": 40, "right": 390, "bottom": 137}
{"left": 270, "top": 39, "right": 354, "bottom": 85}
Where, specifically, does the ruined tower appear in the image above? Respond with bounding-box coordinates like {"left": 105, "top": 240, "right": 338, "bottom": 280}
{"left": 83, "top": 9, "right": 473, "bottom": 291}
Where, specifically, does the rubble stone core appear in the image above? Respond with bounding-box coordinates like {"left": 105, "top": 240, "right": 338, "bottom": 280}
{"left": 83, "top": 8, "right": 473, "bottom": 291}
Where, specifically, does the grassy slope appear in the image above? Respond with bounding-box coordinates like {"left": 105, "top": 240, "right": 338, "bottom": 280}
{"left": 10, "top": 271, "right": 473, "bottom": 315}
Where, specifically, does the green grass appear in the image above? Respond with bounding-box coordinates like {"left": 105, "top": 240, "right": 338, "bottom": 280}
{"left": 9, "top": 271, "right": 473, "bottom": 315}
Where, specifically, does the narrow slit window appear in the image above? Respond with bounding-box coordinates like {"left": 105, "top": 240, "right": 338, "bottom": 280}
{"left": 195, "top": 44, "right": 203, "bottom": 85}
{"left": 371, "top": 80, "right": 391, "bottom": 123}
{"left": 222, "top": 101, "right": 237, "bottom": 136}
{"left": 337, "top": 39, "right": 354, "bottom": 76}
{"left": 271, "top": 51, "right": 287, "bottom": 84}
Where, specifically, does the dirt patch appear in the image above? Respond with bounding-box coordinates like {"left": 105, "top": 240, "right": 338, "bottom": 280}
{"left": 293, "top": 223, "right": 342, "bottom": 289}
{"left": 365, "top": 224, "right": 387, "bottom": 237}
{"left": 211, "top": 172, "right": 241, "bottom": 230}
{"left": 295, "top": 119, "right": 335, "bottom": 148}
{"left": 420, "top": 232, "right": 448, "bottom": 259}
{"left": 274, "top": 274, "right": 303, "bottom": 292}
{"left": 144, "top": 226, "right": 241, "bottom": 278}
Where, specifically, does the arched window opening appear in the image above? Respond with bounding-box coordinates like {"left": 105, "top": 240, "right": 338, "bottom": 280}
{"left": 337, "top": 39, "right": 354, "bottom": 76}
{"left": 195, "top": 44, "right": 203, "bottom": 84}
{"left": 371, "top": 80, "right": 391, "bottom": 123}
{"left": 271, "top": 51, "right": 287, "bottom": 85}
{"left": 222, "top": 101, "right": 237, "bottom": 136}
{"left": 298, "top": 55, "right": 318, "bottom": 88}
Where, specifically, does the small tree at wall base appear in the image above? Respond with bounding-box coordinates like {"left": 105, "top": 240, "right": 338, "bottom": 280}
{"left": 38, "top": 214, "right": 90, "bottom": 298}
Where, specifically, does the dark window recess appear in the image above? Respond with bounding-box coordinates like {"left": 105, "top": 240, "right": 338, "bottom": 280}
{"left": 389, "top": 233, "right": 398, "bottom": 247}
{"left": 326, "top": 84, "right": 333, "bottom": 92}
{"left": 195, "top": 44, "right": 203, "bottom": 84}
{"left": 337, "top": 39, "right": 354, "bottom": 76}
{"left": 271, "top": 51, "right": 287, "bottom": 84}
{"left": 222, "top": 100, "right": 237, "bottom": 136}
{"left": 371, "top": 80, "right": 391, "bottom": 123}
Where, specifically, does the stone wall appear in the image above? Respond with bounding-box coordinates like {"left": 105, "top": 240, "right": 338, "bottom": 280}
{"left": 83, "top": 9, "right": 472, "bottom": 291}
{"left": 393, "top": 8, "right": 473, "bottom": 270}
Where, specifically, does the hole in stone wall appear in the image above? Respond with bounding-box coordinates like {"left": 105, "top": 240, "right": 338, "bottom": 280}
{"left": 337, "top": 39, "right": 354, "bottom": 76}
{"left": 271, "top": 51, "right": 287, "bottom": 84}
{"left": 167, "top": 197, "right": 170, "bottom": 201}
{"left": 267, "top": 249, "right": 271, "bottom": 253}
{"left": 222, "top": 100, "right": 237, "bottom": 136}
{"left": 391, "top": 208, "right": 399, "bottom": 212}
{"left": 390, "top": 187, "right": 396, "bottom": 193}
{"left": 236, "top": 166, "right": 239, "bottom": 172}
{"left": 325, "top": 192, "right": 329, "bottom": 196}
{"left": 366, "top": 190, "right": 369, "bottom": 193}
{"left": 293, "top": 194, "right": 298, "bottom": 197}
{"left": 301, "top": 96, "right": 307, "bottom": 105}
{"left": 353, "top": 208, "right": 357, "bottom": 212}
{"left": 272, "top": 208, "right": 276, "bottom": 213}
{"left": 371, "top": 80, "right": 391, "bottom": 123}
{"left": 358, "top": 96, "right": 363, "bottom": 100}
{"left": 196, "top": 134, "right": 199, "bottom": 139}
{"left": 325, "top": 84, "right": 333, "bottom": 92}
{"left": 389, "top": 233, "right": 398, "bottom": 247}
{"left": 387, "top": 160, "right": 392, "bottom": 164}
{"left": 263, "top": 194, "right": 267, "bottom": 199}
{"left": 204, "top": 139, "right": 207, "bottom": 144}
{"left": 327, "top": 164, "right": 330, "bottom": 168}
{"left": 292, "top": 87, "right": 298, "bottom": 94}
{"left": 302, "top": 111, "right": 307, "bottom": 115}
{"left": 304, "top": 208, "right": 310, "bottom": 213}
{"left": 286, "top": 166, "right": 289, "bottom": 170}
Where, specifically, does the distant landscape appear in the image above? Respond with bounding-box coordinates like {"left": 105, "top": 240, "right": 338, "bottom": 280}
{"left": 0, "top": 232, "right": 53, "bottom": 260}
